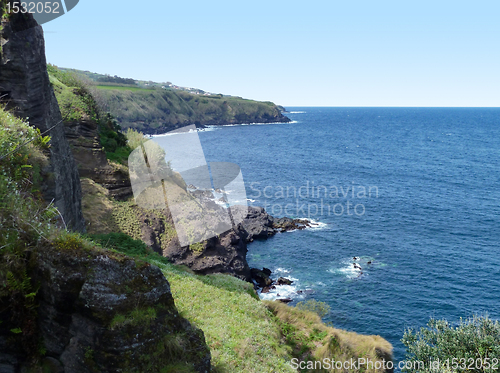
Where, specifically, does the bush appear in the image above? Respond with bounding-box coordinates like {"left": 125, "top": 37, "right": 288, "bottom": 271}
{"left": 401, "top": 315, "right": 500, "bottom": 373}
{"left": 126, "top": 128, "right": 147, "bottom": 151}
{"left": 0, "top": 108, "right": 49, "bottom": 192}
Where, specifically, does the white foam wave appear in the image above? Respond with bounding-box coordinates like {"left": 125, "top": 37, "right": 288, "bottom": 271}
{"left": 152, "top": 127, "right": 205, "bottom": 137}
{"left": 258, "top": 284, "right": 306, "bottom": 301}
{"left": 288, "top": 111, "right": 306, "bottom": 114}
{"left": 304, "top": 219, "right": 328, "bottom": 230}
{"left": 329, "top": 257, "right": 369, "bottom": 279}
{"left": 210, "top": 121, "right": 291, "bottom": 128}
{"left": 274, "top": 267, "right": 291, "bottom": 275}
{"left": 257, "top": 268, "right": 307, "bottom": 301}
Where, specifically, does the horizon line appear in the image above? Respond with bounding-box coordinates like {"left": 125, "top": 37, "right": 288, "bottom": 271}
{"left": 280, "top": 105, "right": 500, "bottom": 108}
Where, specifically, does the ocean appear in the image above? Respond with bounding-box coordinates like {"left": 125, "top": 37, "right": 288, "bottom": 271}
{"left": 176, "top": 107, "right": 500, "bottom": 362}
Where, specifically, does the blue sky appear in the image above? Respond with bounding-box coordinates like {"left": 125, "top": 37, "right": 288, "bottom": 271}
{"left": 44, "top": 0, "right": 499, "bottom": 107}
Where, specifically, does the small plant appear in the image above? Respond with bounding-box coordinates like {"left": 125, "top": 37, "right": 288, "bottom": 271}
{"left": 109, "top": 306, "right": 157, "bottom": 330}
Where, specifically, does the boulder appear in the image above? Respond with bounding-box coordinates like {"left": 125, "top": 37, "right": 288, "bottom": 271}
{"left": 32, "top": 244, "right": 210, "bottom": 372}
{"left": 250, "top": 268, "right": 273, "bottom": 287}
{"left": 277, "top": 277, "right": 293, "bottom": 286}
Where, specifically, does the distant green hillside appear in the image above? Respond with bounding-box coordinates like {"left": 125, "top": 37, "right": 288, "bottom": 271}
{"left": 58, "top": 68, "right": 291, "bottom": 134}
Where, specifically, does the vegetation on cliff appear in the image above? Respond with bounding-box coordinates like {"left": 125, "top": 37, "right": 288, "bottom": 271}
{"left": 47, "top": 64, "right": 132, "bottom": 165}
{"left": 89, "top": 232, "right": 394, "bottom": 373}
{"left": 0, "top": 106, "right": 211, "bottom": 372}
{"left": 401, "top": 316, "right": 500, "bottom": 373}
{"left": 54, "top": 67, "right": 291, "bottom": 134}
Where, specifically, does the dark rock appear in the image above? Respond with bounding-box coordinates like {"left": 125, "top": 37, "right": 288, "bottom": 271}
{"left": 127, "top": 201, "right": 308, "bottom": 283}
{"left": 261, "top": 285, "right": 276, "bottom": 294}
{"left": 0, "top": 11, "right": 85, "bottom": 231}
{"left": 232, "top": 206, "right": 275, "bottom": 240}
{"left": 158, "top": 204, "right": 312, "bottom": 282}
{"left": 41, "top": 357, "right": 64, "bottom": 373}
{"left": 273, "top": 216, "right": 311, "bottom": 232}
{"left": 29, "top": 244, "right": 211, "bottom": 372}
{"left": 277, "top": 277, "right": 293, "bottom": 286}
{"left": 277, "top": 298, "right": 293, "bottom": 304}
{"left": 250, "top": 268, "right": 273, "bottom": 287}
{"left": 162, "top": 216, "right": 252, "bottom": 281}
{"left": 231, "top": 205, "right": 311, "bottom": 242}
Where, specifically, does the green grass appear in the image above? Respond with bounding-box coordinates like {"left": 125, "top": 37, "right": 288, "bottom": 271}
{"left": 96, "top": 85, "right": 155, "bottom": 92}
{"left": 149, "top": 259, "right": 296, "bottom": 373}
{"left": 48, "top": 65, "right": 132, "bottom": 165}
{"left": 89, "top": 232, "right": 294, "bottom": 372}
{"left": 89, "top": 232, "right": 394, "bottom": 373}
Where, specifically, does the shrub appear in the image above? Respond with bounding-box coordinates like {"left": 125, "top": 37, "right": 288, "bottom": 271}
{"left": 126, "top": 128, "right": 147, "bottom": 151}
{"left": 0, "top": 108, "right": 49, "bottom": 192}
{"left": 401, "top": 315, "right": 500, "bottom": 373}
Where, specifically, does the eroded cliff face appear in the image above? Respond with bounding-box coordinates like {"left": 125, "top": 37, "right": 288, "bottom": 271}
{"left": 63, "top": 116, "right": 132, "bottom": 200}
{"left": 0, "top": 10, "right": 85, "bottom": 231}
{"left": 0, "top": 242, "right": 211, "bottom": 372}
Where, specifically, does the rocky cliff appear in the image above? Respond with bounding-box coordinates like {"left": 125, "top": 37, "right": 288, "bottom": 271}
{"left": 0, "top": 6, "right": 211, "bottom": 372}
{"left": 82, "top": 177, "right": 311, "bottom": 282}
{"left": 0, "top": 241, "right": 211, "bottom": 372}
{"left": 47, "top": 65, "right": 133, "bottom": 200}
{"left": 94, "top": 86, "right": 291, "bottom": 135}
{"left": 0, "top": 8, "right": 85, "bottom": 231}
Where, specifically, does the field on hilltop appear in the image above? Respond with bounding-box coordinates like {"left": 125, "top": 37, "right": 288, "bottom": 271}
{"left": 59, "top": 67, "right": 290, "bottom": 134}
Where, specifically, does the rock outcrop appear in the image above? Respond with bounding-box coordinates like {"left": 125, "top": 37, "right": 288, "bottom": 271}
{"left": 232, "top": 205, "right": 313, "bottom": 241}
{"left": 0, "top": 10, "right": 85, "bottom": 231}
{"left": 151, "top": 205, "right": 311, "bottom": 281}
{"left": 0, "top": 243, "right": 211, "bottom": 372}
{"left": 82, "top": 177, "right": 311, "bottom": 282}
{"left": 63, "top": 117, "right": 132, "bottom": 200}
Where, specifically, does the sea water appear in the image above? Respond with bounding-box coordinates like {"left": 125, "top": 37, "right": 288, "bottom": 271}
{"left": 193, "top": 107, "right": 500, "bottom": 361}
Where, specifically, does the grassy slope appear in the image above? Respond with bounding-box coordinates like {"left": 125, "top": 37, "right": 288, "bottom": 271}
{"left": 96, "top": 85, "right": 155, "bottom": 92}
{"left": 89, "top": 230, "right": 393, "bottom": 373}
{"left": 97, "top": 87, "right": 287, "bottom": 133}
{"left": 82, "top": 180, "right": 393, "bottom": 373}
{"left": 55, "top": 67, "right": 289, "bottom": 133}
